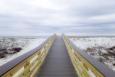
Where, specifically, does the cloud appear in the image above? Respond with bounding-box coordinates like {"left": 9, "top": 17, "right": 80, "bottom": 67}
{"left": 0, "top": 0, "right": 115, "bottom": 35}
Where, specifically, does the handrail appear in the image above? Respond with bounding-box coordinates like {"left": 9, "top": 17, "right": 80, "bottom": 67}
{"left": 64, "top": 35, "right": 115, "bottom": 77}
{"left": 0, "top": 35, "right": 55, "bottom": 77}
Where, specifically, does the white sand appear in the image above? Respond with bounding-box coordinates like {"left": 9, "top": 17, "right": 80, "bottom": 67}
{"left": 0, "top": 38, "right": 47, "bottom": 66}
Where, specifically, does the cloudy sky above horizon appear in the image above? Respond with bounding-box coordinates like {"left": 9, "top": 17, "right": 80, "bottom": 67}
{"left": 0, "top": 0, "right": 115, "bottom": 35}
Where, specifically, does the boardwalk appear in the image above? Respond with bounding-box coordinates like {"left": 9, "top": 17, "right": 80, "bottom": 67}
{"left": 36, "top": 36, "right": 77, "bottom": 77}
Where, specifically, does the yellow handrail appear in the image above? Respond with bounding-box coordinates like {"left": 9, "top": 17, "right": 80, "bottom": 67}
{"left": 64, "top": 36, "right": 105, "bottom": 77}
{"left": 1, "top": 35, "right": 55, "bottom": 77}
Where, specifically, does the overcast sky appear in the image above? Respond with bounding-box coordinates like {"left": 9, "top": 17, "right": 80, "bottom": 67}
{"left": 0, "top": 0, "right": 115, "bottom": 35}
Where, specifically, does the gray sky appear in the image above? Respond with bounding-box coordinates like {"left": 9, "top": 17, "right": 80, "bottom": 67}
{"left": 0, "top": 0, "right": 115, "bottom": 35}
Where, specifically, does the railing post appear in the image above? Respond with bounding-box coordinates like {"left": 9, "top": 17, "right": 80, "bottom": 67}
{"left": 23, "top": 60, "right": 30, "bottom": 77}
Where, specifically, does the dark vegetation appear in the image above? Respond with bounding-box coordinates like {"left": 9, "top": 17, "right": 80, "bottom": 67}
{"left": 0, "top": 47, "right": 22, "bottom": 58}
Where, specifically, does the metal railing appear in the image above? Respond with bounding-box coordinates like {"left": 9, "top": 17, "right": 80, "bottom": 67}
{"left": 64, "top": 36, "right": 108, "bottom": 77}
{"left": 0, "top": 35, "right": 55, "bottom": 77}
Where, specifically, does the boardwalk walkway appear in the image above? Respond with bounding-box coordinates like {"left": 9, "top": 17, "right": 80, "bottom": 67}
{"left": 36, "top": 36, "right": 77, "bottom": 77}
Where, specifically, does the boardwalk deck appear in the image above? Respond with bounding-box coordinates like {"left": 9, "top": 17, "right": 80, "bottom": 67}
{"left": 36, "top": 36, "right": 77, "bottom": 77}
